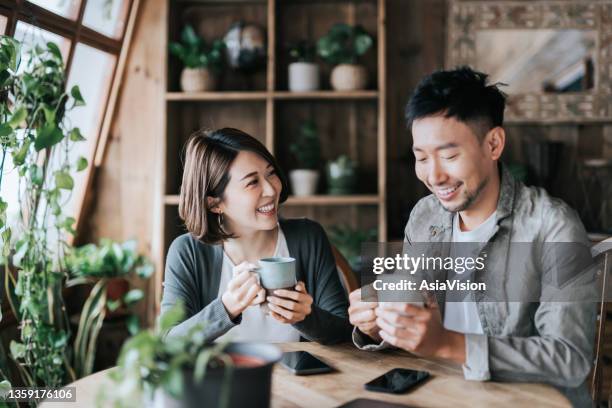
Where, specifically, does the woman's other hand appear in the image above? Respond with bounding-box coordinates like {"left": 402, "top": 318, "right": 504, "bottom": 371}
{"left": 221, "top": 262, "right": 265, "bottom": 319}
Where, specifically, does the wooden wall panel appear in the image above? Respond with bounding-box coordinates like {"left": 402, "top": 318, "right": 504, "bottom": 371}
{"left": 80, "top": 0, "right": 167, "bottom": 326}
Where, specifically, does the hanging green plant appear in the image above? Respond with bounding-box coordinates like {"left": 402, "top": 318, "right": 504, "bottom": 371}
{"left": 0, "top": 35, "right": 88, "bottom": 389}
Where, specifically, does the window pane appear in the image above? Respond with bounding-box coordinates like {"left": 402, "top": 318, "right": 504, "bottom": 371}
{"left": 63, "top": 43, "right": 116, "bottom": 217}
{"left": 0, "top": 15, "right": 7, "bottom": 34}
{"left": 27, "top": 0, "right": 81, "bottom": 20}
{"left": 83, "top": 0, "right": 129, "bottom": 39}
{"left": 14, "top": 21, "right": 71, "bottom": 68}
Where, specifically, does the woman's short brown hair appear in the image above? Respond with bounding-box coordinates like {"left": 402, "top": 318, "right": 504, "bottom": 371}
{"left": 179, "top": 127, "right": 289, "bottom": 244}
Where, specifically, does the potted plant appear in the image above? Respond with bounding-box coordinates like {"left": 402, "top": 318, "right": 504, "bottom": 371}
{"left": 287, "top": 40, "right": 319, "bottom": 92}
{"left": 329, "top": 225, "right": 377, "bottom": 271}
{"left": 65, "top": 238, "right": 153, "bottom": 377}
{"left": 169, "top": 25, "right": 225, "bottom": 92}
{"left": 100, "top": 303, "right": 282, "bottom": 408}
{"left": 288, "top": 120, "right": 321, "bottom": 196}
{"left": 317, "top": 24, "right": 373, "bottom": 91}
{"left": 326, "top": 155, "right": 357, "bottom": 194}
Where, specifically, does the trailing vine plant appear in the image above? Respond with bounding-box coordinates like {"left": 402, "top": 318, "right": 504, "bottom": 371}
{"left": 0, "top": 35, "right": 87, "bottom": 389}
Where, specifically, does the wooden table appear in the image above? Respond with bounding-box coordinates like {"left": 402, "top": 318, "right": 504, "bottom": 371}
{"left": 40, "top": 342, "right": 570, "bottom": 408}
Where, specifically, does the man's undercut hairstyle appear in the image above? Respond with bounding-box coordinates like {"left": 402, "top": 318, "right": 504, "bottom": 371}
{"left": 405, "top": 66, "right": 507, "bottom": 140}
{"left": 179, "top": 127, "right": 289, "bottom": 244}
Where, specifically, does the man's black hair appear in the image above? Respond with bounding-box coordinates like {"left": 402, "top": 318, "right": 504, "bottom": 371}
{"left": 405, "top": 66, "right": 507, "bottom": 139}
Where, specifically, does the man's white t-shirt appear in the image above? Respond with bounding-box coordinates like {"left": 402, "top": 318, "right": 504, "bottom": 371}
{"left": 442, "top": 211, "right": 497, "bottom": 335}
{"left": 216, "top": 226, "right": 301, "bottom": 343}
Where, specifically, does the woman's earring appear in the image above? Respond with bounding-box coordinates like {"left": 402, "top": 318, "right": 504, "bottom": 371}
{"left": 218, "top": 213, "right": 226, "bottom": 234}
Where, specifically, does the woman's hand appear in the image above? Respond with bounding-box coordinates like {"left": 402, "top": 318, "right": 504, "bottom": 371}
{"left": 221, "top": 262, "right": 265, "bottom": 320}
{"left": 266, "top": 281, "right": 313, "bottom": 324}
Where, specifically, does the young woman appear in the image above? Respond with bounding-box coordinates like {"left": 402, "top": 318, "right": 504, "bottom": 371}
{"left": 160, "top": 127, "right": 352, "bottom": 344}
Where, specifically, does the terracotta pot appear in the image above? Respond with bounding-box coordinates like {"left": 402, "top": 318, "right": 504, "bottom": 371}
{"left": 180, "top": 67, "right": 216, "bottom": 92}
{"left": 330, "top": 63, "right": 368, "bottom": 91}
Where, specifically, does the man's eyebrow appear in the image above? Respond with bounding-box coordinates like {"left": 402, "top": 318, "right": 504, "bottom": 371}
{"left": 412, "top": 143, "right": 459, "bottom": 152}
{"left": 240, "top": 171, "right": 258, "bottom": 181}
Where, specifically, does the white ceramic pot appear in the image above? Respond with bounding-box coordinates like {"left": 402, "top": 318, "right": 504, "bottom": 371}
{"left": 330, "top": 64, "right": 368, "bottom": 91}
{"left": 289, "top": 169, "right": 319, "bottom": 196}
{"left": 180, "top": 67, "right": 216, "bottom": 92}
{"left": 288, "top": 62, "right": 320, "bottom": 92}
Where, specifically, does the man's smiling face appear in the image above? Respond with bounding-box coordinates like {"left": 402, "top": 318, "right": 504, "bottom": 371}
{"left": 412, "top": 115, "right": 496, "bottom": 213}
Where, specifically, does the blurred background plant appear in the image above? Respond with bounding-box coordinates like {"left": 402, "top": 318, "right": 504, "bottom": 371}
{"left": 65, "top": 238, "right": 153, "bottom": 378}
{"left": 328, "top": 225, "right": 377, "bottom": 271}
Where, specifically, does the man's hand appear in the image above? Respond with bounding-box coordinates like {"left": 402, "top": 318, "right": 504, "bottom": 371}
{"left": 267, "top": 281, "right": 313, "bottom": 324}
{"left": 348, "top": 287, "right": 382, "bottom": 343}
{"left": 375, "top": 300, "right": 466, "bottom": 364}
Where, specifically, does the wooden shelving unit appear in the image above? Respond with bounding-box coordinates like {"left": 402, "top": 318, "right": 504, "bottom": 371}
{"left": 156, "top": 0, "right": 386, "bottom": 310}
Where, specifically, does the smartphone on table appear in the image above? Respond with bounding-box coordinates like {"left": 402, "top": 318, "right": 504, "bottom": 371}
{"left": 364, "top": 368, "right": 430, "bottom": 394}
{"left": 280, "top": 351, "right": 333, "bottom": 375}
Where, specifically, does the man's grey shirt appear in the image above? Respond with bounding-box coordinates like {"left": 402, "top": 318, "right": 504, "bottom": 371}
{"left": 353, "top": 164, "right": 598, "bottom": 406}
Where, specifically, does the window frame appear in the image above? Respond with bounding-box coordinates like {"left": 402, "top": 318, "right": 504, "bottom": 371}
{"left": 0, "top": 0, "right": 139, "bottom": 237}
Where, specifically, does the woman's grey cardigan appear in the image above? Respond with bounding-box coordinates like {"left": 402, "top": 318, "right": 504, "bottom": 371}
{"left": 160, "top": 218, "right": 352, "bottom": 344}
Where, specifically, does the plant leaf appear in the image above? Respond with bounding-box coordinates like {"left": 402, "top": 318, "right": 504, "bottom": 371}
{"left": 158, "top": 302, "right": 185, "bottom": 334}
{"left": 69, "top": 127, "right": 85, "bottom": 142}
{"left": 54, "top": 170, "right": 74, "bottom": 190}
{"left": 9, "top": 341, "right": 25, "bottom": 359}
{"left": 126, "top": 314, "right": 139, "bottom": 335}
{"left": 0, "top": 124, "right": 12, "bottom": 137}
{"left": 123, "top": 289, "right": 143, "bottom": 306}
{"left": 12, "top": 138, "right": 30, "bottom": 166}
{"left": 71, "top": 85, "right": 85, "bottom": 107}
{"left": 8, "top": 107, "right": 26, "bottom": 128}
{"left": 34, "top": 123, "right": 63, "bottom": 151}
{"left": 46, "top": 42, "right": 62, "bottom": 62}
{"left": 76, "top": 156, "right": 88, "bottom": 171}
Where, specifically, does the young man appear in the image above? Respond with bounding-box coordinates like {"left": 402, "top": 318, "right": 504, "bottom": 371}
{"left": 348, "top": 67, "right": 597, "bottom": 406}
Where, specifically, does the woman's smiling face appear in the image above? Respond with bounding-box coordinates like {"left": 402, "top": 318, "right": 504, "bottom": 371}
{"left": 216, "top": 150, "right": 282, "bottom": 235}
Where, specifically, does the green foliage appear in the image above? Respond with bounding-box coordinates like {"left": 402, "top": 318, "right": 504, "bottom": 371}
{"left": 328, "top": 224, "right": 377, "bottom": 270}
{"left": 0, "top": 36, "right": 88, "bottom": 389}
{"left": 288, "top": 40, "right": 316, "bottom": 63}
{"left": 99, "top": 303, "right": 233, "bottom": 408}
{"left": 289, "top": 120, "right": 321, "bottom": 170}
{"left": 169, "top": 25, "right": 226, "bottom": 71}
{"left": 64, "top": 238, "right": 153, "bottom": 378}
{"left": 65, "top": 238, "right": 154, "bottom": 279}
{"left": 317, "top": 24, "right": 373, "bottom": 65}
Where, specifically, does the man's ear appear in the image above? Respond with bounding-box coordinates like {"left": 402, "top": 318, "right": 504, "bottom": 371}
{"left": 207, "top": 197, "right": 222, "bottom": 214}
{"left": 485, "top": 126, "right": 505, "bottom": 161}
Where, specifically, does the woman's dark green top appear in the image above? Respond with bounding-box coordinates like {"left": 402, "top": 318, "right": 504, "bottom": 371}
{"left": 160, "top": 218, "right": 352, "bottom": 344}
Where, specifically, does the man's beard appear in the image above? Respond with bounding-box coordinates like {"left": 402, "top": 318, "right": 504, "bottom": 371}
{"left": 441, "top": 175, "right": 490, "bottom": 213}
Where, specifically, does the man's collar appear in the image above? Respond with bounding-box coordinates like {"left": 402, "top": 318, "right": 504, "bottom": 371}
{"left": 496, "top": 162, "right": 516, "bottom": 223}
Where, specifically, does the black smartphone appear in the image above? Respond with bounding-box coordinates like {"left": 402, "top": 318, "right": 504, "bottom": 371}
{"left": 364, "top": 368, "right": 430, "bottom": 394}
{"left": 280, "top": 351, "right": 333, "bottom": 375}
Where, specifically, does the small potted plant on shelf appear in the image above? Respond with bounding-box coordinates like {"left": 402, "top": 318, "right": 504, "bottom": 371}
{"left": 169, "top": 25, "right": 225, "bottom": 92}
{"left": 289, "top": 120, "right": 322, "bottom": 196}
{"left": 287, "top": 40, "right": 319, "bottom": 92}
{"left": 326, "top": 155, "right": 357, "bottom": 195}
{"left": 317, "top": 23, "right": 373, "bottom": 91}
{"left": 99, "top": 303, "right": 282, "bottom": 408}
